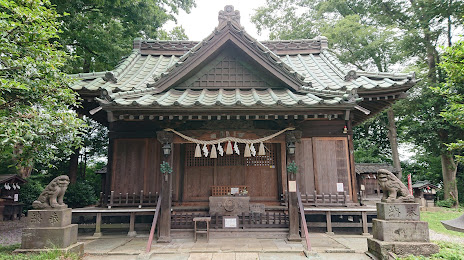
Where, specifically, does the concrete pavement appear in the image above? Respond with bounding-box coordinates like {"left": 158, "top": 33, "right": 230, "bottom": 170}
{"left": 80, "top": 232, "right": 372, "bottom": 260}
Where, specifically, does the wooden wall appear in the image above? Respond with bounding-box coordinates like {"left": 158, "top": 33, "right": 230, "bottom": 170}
{"left": 111, "top": 138, "right": 162, "bottom": 194}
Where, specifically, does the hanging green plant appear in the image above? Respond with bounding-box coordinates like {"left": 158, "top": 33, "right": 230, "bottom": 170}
{"left": 287, "top": 161, "right": 298, "bottom": 174}
{"left": 160, "top": 161, "right": 173, "bottom": 175}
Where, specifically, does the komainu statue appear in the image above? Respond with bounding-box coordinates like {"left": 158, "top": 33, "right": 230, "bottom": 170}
{"left": 377, "top": 169, "right": 414, "bottom": 203}
{"left": 32, "top": 175, "right": 70, "bottom": 209}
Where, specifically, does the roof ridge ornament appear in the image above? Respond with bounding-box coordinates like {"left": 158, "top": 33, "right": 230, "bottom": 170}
{"left": 218, "top": 5, "right": 240, "bottom": 25}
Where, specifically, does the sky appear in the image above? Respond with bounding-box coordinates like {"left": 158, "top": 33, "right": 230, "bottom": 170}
{"left": 163, "top": 0, "right": 269, "bottom": 41}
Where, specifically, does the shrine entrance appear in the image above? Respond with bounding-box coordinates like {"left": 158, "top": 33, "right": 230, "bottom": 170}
{"left": 182, "top": 143, "right": 280, "bottom": 202}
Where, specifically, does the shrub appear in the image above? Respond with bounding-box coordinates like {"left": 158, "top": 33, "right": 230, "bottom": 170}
{"left": 64, "top": 180, "right": 98, "bottom": 208}
{"left": 436, "top": 198, "right": 457, "bottom": 208}
{"left": 19, "top": 180, "right": 43, "bottom": 213}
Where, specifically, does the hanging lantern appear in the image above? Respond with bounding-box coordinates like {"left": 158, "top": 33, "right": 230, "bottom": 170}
{"left": 217, "top": 143, "right": 224, "bottom": 156}
{"left": 234, "top": 142, "right": 240, "bottom": 155}
{"left": 210, "top": 144, "right": 218, "bottom": 158}
{"left": 244, "top": 144, "right": 251, "bottom": 157}
{"left": 202, "top": 144, "right": 209, "bottom": 157}
{"left": 250, "top": 143, "right": 256, "bottom": 156}
{"left": 258, "top": 142, "right": 266, "bottom": 156}
{"left": 195, "top": 144, "right": 201, "bottom": 157}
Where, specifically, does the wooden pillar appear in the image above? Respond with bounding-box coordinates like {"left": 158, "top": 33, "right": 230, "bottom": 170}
{"left": 105, "top": 132, "right": 115, "bottom": 206}
{"left": 157, "top": 131, "right": 174, "bottom": 243}
{"left": 286, "top": 130, "right": 302, "bottom": 241}
{"left": 347, "top": 120, "right": 358, "bottom": 203}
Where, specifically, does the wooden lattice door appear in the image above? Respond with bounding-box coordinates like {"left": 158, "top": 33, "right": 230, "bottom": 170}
{"left": 183, "top": 143, "right": 279, "bottom": 202}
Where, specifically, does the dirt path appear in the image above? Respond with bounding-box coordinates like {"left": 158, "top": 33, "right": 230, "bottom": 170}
{"left": 429, "top": 229, "right": 464, "bottom": 244}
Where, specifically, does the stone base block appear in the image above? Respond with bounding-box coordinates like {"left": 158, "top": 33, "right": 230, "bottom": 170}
{"left": 372, "top": 219, "right": 429, "bottom": 242}
{"left": 21, "top": 224, "right": 78, "bottom": 249}
{"left": 376, "top": 203, "right": 420, "bottom": 221}
{"left": 27, "top": 208, "right": 72, "bottom": 228}
{"left": 367, "top": 238, "right": 439, "bottom": 260}
{"left": 14, "top": 242, "right": 84, "bottom": 257}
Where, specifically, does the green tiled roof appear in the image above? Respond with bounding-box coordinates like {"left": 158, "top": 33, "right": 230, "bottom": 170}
{"left": 70, "top": 5, "right": 415, "bottom": 114}
{"left": 97, "top": 88, "right": 350, "bottom": 108}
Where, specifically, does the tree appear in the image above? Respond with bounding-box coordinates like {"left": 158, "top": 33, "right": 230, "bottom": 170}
{"left": 439, "top": 39, "right": 464, "bottom": 162}
{"left": 0, "top": 0, "right": 86, "bottom": 177}
{"left": 52, "top": 0, "right": 195, "bottom": 73}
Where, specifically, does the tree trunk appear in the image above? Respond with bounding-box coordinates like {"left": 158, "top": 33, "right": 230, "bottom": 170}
{"left": 69, "top": 148, "right": 79, "bottom": 184}
{"left": 440, "top": 151, "right": 458, "bottom": 206}
{"left": 386, "top": 108, "right": 402, "bottom": 179}
{"left": 13, "top": 143, "right": 33, "bottom": 178}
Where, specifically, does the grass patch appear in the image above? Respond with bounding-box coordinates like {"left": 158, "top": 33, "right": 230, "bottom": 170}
{"left": 420, "top": 208, "right": 464, "bottom": 238}
{"left": 0, "top": 244, "right": 80, "bottom": 260}
{"left": 399, "top": 241, "right": 464, "bottom": 259}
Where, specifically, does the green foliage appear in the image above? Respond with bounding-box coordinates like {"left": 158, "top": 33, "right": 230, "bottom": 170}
{"left": 160, "top": 161, "right": 173, "bottom": 175}
{"left": 0, "top": 0, "right": 86, "bottom": 172}
{"left": 0, "top": 244, "right": 79, "bottom": 260}
{"left": 63, "top": 180, "right": 98, "bottom": 208}
{"left": 438, "top": 39, "right": 464, "bottom": 163}
{"left": 353, "top": 114, "right": 392, "bottom": 163}
{"left": 436, "top": 198, "right": 457, "bottom": 208}
{"left": 53, "top": 0, "right": 195, "bottom": 73}
{"left": 19, "top": 180, "right": 43, "bottom": 213}
{"left": 287, "top": 161, "right": 298, "bottom": 174}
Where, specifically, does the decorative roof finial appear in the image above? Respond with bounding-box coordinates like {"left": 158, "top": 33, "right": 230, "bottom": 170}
{"left": 218, "top": 5, "right": 240, "bottom": 24}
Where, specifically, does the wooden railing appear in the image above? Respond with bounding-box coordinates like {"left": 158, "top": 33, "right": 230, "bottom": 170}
{"left": 300, "top": 191, "right": 347, "bottom": 207}
{"left": 171, "top": 211, "right": 289, "bottom": 229}
{"left": 297, "top": 185, "right": 311, "bottom": 251}
{"left": 145, "top": 195, "right": 162, "bottom": 253}
{"left": 100, "top": 190, "right": 160, "bottom": 208}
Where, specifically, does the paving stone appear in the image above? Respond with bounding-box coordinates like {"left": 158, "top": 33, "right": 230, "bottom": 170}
{"left": 212, "top": 252, "right": 235, "bottom": 260}
{"left": 188, "top": 252, "right": 213, "bottom": 260}
{"left": 235, "top": 252, "right": 259, "bottom": 260}
{"left": 150, "top": 254, "right": 189, "bottom": 260}
{"left": 85, "top": 238, "right": 131, "bottom": 254}
{"left": 259, "top": 252, "right": 307, "bottom": 260}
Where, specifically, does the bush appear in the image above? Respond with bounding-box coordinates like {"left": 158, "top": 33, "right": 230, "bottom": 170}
{"left": 64, "top": 180, "right": 98, "bottom": 208}
{"left": 436, "top": 198, "right": 457, "bottom": 208}
{"left": 19, "top": 180, "right": 43, "bottom": 213}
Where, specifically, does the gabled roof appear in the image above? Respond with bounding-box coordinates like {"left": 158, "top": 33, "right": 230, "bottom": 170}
{"left": 0, "top": 174, "right": 27, "bottom": 184}
{"left": 70, "top": 6, "right": 416, "bottom": 124}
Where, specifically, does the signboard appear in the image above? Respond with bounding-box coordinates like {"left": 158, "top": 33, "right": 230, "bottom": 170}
{"left": 336, "top": 183, "right": 344, "bottom": 192}
{"left": 223, "top": 216, "right": 238, "bottom": 228}
{"left": 14, "top": 194, "right": 19, "bottom": 202}
{"left": 288, "top": 181, "right": 296, "bottom": 192}
{"left": 360, "top": 185, "right": 365, "bottom": 191}
{"left": 230, "top": 187, "right": 239, "bottom": 195}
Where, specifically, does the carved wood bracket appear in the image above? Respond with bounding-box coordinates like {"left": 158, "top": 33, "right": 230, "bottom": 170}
{"left": 285, "top": 130, "right": 302, "bottom": 144}
{"left": 157, "top": 131, "right": 174, "bottom": 144}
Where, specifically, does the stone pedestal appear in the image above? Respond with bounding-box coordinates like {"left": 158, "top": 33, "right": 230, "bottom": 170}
{"left": 15, "top": 209, "right": 84, "bottom": 256}
{"left": 367, "top": 203, "right": 438, "bottom": 259}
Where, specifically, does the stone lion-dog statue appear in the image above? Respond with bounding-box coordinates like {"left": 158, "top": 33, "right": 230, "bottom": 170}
{"left": 377, "top": 169, "right": 414, "bottom": 203}
{"left": 32, "top": 175, "right": 70, "bottom": 209}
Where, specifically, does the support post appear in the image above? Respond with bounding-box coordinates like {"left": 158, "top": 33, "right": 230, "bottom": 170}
{"left": 128, "top": 212, "right": 137, "bottom": 237}
{"left": 93, "top": 213, "right": 102, "bottom": 237}
{"left": 286, "top": 130, "right": 302, "bottom": 241}
{"left": 157, "top": 131, "right": 174, "bottom": 243}
{"left": 326, "top": 211, "right": 334, "bottom": 235}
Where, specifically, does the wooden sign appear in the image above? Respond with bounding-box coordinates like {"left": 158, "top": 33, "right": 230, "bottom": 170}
{"left": 223, "top": 216, "right": 238, "bottom": 228}
{"left": 336, "top": 183, "right": 344, "bottom": 192}
{"left": 288, "top": 181, "right": 296, "bottom": 192}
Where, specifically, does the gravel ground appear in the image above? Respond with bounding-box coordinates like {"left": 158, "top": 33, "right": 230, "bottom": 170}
{"left": 429, "top": 229, "right": 464, "bottom": 244}
{"left": 0, "top": 218, "right": 26, "bottom": 246}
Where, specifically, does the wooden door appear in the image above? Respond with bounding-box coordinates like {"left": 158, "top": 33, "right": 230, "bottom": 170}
{"left": 111, "top": 138, "right": 161, "bottom": 194}
{"left": 312, "top": 137, "right": 352, "bottom": 198}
